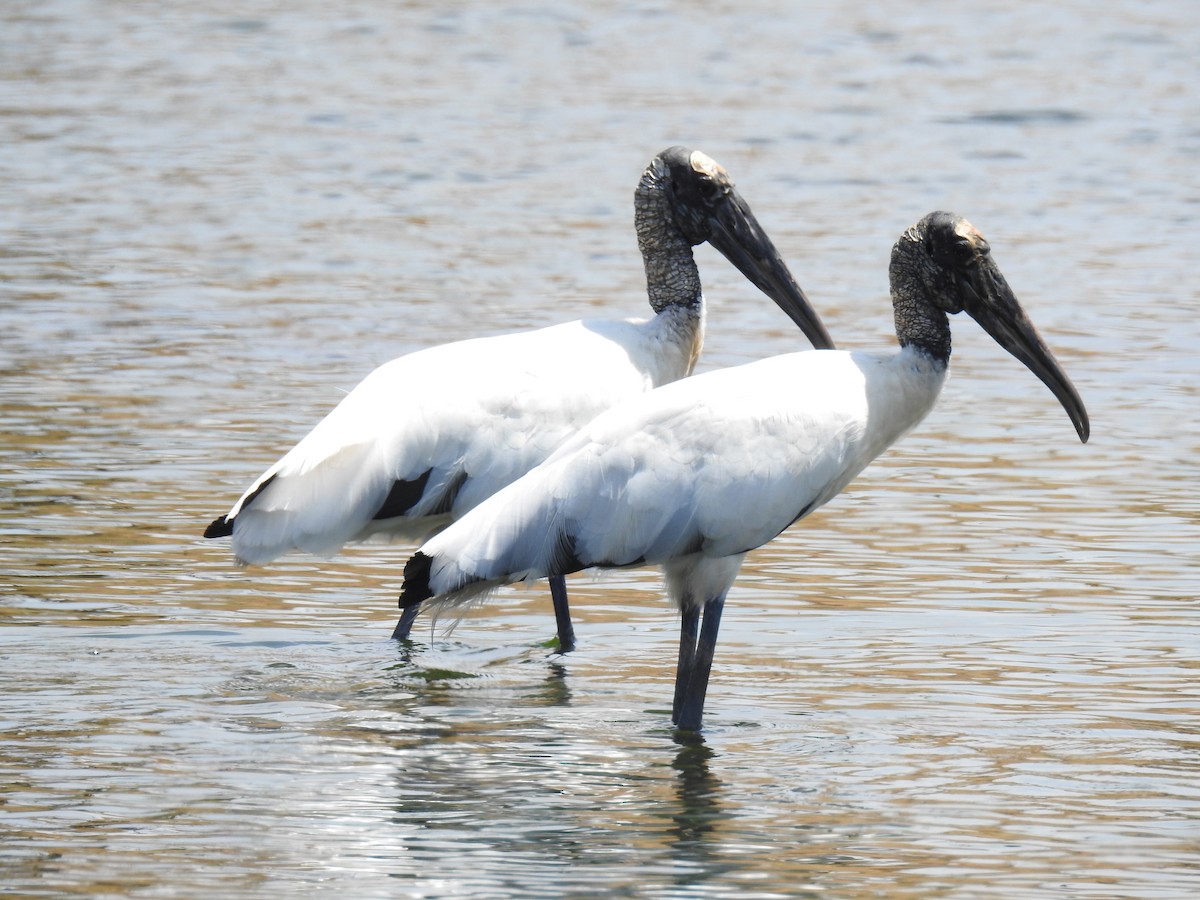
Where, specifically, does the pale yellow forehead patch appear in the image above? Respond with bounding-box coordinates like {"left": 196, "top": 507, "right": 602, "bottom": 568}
{"left": 955, "top": 218, "right": 985, "bottom": 244}
{"left": 689, "top": 150, "right": 728, "bottom": 180}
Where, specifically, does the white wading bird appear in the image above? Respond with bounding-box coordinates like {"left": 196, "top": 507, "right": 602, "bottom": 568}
{"left": 204, "top": 147, "right": 834, "bottom": 651}
{"left": 399, "top": 211, "right": 1090, "bottom": 731}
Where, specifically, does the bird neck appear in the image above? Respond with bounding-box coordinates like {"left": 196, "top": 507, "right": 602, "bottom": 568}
{"left": 889, "top": 236, "right": 952, "bottom": 367}
{"left": 634, "top": 160, "right": 703, "bottom": 315}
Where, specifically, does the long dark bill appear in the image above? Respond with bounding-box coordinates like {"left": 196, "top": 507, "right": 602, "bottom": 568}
{"left": 963, "top": 255, "right": 1090, "bottom": 443}
{"left": 706, "top": 188, "right": 836, "bottom": 351}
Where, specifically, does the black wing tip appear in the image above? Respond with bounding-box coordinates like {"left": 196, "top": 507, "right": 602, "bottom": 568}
{"left": 400, "top": 552, "right": 434, "bottom": 608}
{"left": 204, "top": 515, "right": 233, "bottom": 539}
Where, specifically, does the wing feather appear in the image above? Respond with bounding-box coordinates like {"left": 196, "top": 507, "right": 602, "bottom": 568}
{"left": 217, "top": 318, "right": 677, "bottom": 564}
{"left": 417, "top": 352, "right": 876, "bottom": 596}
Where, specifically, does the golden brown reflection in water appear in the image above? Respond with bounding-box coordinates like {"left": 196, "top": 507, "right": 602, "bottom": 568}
{"left": 4, "top": 0, "right": 1200, "bottom": 897}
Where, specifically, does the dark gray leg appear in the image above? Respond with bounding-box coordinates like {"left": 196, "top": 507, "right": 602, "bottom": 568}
{"left": 672, "top": 605, "right": 701, "bottom": 724}
{"left": 549, "top": 574, "right": 576, "bottom": 653}
{"left": 393, "top": 577, "right": 575, "bottom": 648}
{"left": 391, "top": 603, "right": 421, "bottom": 641}
{"left": 674, "top": 595, "right": 726, "bottom": 732}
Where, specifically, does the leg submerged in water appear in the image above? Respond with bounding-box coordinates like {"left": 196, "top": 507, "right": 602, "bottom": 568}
{"left": 672, "top": 605, "right": 701, "bottom": 724}
{"left": 549, "top": 574, "right": 575, "bottom": 652}
{"left": 391, "top": 603, "right": 422, "bottom": 641}
{"left": 390, "top": 573, "right": 577, "bottom": 650}
{"left": 672, "top": 595, "right": 727, "bottom": 732}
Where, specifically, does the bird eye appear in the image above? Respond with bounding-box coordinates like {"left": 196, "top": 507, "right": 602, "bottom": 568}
{"left": 696, "top": 177, "right": 724, "bottom": 203}
{"left": 928, "top": 234, "right": 977, "bottom": 268}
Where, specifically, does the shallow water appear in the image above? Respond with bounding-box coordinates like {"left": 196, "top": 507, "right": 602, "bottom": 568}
{"left": 3, "top": 1, "right": 1199, "bottom": 897}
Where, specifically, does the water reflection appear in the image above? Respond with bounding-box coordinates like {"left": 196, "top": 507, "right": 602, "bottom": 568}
{"left": 371, "top": 673, "right": 739, "bottom": 894}
{"left": 4, "top": 0, "right": 1199, "bottom": 897}
{"left": 667, "top": 733, "right": 726, "bottom": 874}
{"left": 530, "top": 661, "right": 573, "bottom": 710}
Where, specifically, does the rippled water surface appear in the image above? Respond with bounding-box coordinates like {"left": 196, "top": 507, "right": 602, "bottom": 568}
{"left": 3, "top": 1, "right": 1198, "bottom": 897}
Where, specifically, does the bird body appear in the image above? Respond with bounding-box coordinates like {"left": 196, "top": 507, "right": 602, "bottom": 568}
{"left": 205, "top": 146, "right": 833, "bottom": 650}
{"left": 401, "top": 211, "right": 1090, "bottom": 730}
{"left": 409, "top": 346, "right": 947, "bottom": 610}
{"left": 217, "top": 310, "right": 702, "bottom": 566}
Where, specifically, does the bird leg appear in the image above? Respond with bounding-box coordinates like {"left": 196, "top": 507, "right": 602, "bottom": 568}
{"left": 673, "top": 595, "right": 726, "bottom": 732}
{"left": 549, "top": 575, "right": 576, "bottom": 653}
{"left": 391, "top": 603, "right": 422, "bottom": 641}
{"left": 392, "top": 576, "right": 577, "bottom": 650}
{"left": 672, "top": 605, "right": 701, "bottom": 725}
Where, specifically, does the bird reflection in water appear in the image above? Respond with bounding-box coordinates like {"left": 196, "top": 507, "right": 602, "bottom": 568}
{"left": 668, "top": 732, "right": 726, "bottom": 867}
{"left": 384, "top": 639, "right": 573, "bottom": 713}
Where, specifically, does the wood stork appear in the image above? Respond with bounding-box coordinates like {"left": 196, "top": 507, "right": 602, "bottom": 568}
{"left": 204, "top": 146, "right": 834, "bottom": 651}
{"left": 399, "top": 211, "right": 1090, "bottom": 731}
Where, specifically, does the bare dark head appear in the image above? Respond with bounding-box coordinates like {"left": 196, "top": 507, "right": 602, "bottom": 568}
{"left": 893, "top": 211, "right": 1090, "bottom": 443}
{"left": 653, "top": 146, "right": 739, "bottom": 246}
{"left": 638, "top": 146, "right": 835, "bottom": 350}
{"left": 895, "top": 211, "right": 990, "bottom": 315}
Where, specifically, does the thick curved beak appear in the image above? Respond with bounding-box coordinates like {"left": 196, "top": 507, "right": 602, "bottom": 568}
{"left": 962, "top": 256, "right": 1090, "bottom": 443}
{"left": 705, "top": 188, "right": 836, "bottom": 351}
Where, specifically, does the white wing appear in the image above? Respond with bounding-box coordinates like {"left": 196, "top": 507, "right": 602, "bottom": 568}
{"left": 419, "top": 348, "right": 944, "bottom": 599}
{"left": 221, "top": 316, "right": 697, "bottom": 565}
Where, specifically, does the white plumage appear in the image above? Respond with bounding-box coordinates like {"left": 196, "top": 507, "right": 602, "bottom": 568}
{"left": 401, "top": 211, "right": 1090, "bottom": 731}
{"left": 415, "top": 348, "right": 945, "bottom": 601}
{"left": 205, "top": 147, "right": 834, "bottom": 649}
{"left": 220, "top": 316, "right": 696, "bottom": 565}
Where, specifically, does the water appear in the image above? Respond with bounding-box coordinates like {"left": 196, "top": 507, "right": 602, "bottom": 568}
{"left": 2, "top": 0, "right": 1198, "bottom": 896}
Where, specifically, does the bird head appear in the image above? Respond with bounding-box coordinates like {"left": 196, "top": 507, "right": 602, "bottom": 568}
{"left": 649, "top": 146, "right": 836, "bottom": 351}
{"left": 899, "top": 211, "right": 1090, "bottom": 443}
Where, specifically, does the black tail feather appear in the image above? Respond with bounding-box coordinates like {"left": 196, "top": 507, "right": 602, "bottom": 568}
{"left": 204, "top": 515, "right": 233, "bottom": 539}
{"left": 400, "top": 552, "right": 434, "bottom": 608}
{"left": 205, "top": 474, "right": 276, "bottom": 539}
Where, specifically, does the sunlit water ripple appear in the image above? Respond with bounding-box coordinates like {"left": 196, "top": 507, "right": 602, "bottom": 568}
{"left": 2, "top": 1, "right": 1198, "bottom": 897}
